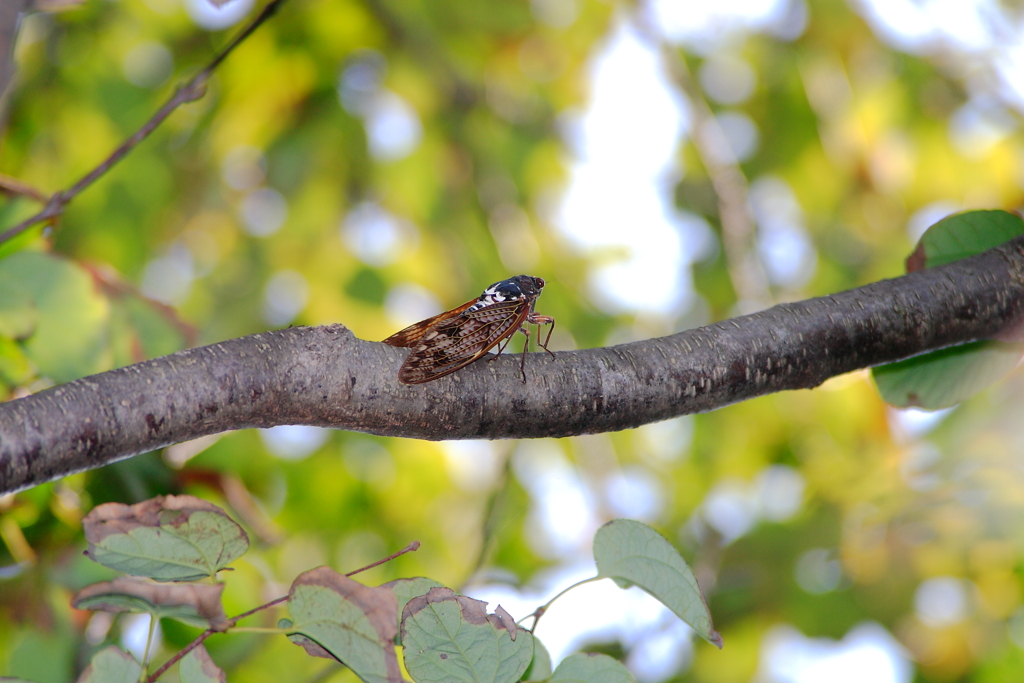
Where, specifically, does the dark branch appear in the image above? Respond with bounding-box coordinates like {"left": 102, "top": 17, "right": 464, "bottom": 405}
{"left": 0, "top": 173, "right": 47, "bottom": 203}
{"left": 3, "top": 237, "right": 1024, "bottom": 494}
{"left": 0, "top": 0, "right": 288, "bottom": 245}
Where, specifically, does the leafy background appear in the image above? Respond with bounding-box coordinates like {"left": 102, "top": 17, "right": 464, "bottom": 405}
{"left": 4, "top": 0, "right": 1024, "bottom": 681}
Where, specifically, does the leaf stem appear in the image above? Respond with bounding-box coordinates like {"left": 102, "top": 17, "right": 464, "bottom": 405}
{"left": 345, "top": 540, "right": 421, "bottom": 577}
{"left": 520, "top": 576, "right": 603, "bottom": 632}
{"left": 140, "top": 614, "right": 157, "bottom": 680}
{"left": 231, "top": 595, "right": 288, "bottom": 622}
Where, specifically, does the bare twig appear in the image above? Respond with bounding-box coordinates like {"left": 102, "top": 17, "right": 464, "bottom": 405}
{"left": 0, "top": 0, "right": 289, "bottom": 246}
{"left": 686, "top": 83, "right": 772, "bottom": 309}
{"left": 635, "top": 12, "right": 772, "bottom": 309}
{"left": 213, "top": 541, "right": 421, "bottom": 623}
{"left": 229, "top": 596, "right": 288, "bottom": 624}
{"left": 0, "top": 173, "right": 47, "bottom": 203}
{"left": 143, "top": 540, "right": 421, "bottom": 683}
{"left": 345, "top": 540, "right": 421, "bottom": 577}
{"left": 144, "top": 629, "right": 213, "bottom": 683}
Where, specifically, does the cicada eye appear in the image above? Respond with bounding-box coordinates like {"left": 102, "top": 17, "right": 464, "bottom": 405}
{"left": 534, "top": 277, "right": 545, "bottom": 289}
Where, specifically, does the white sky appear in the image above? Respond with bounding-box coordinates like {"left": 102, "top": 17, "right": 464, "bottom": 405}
{"left": 555, "top": 19, "right": 691, "bottom": 315}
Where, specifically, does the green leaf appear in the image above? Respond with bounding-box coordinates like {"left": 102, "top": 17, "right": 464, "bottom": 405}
{"left": 875, "top": 209, "right": 1024, "bottom": 410}
{"left": 522, "top": 638, "right": 552, "bottom": 681}
{"left": 72, "top": 577, "right": 229, "bottom": 630}
{"left": 909, "top": 209, "right": 1024, "bottom": 270}
{"left": 382, "top": 576, "right": 445, "bottom": 640}
{"left": 286, "top": 566, "right": 403, "bottom": 683}
{"left": 74, "top": 646, "right": 142, "bottom": 683}
{"left": 0, "top": 251, "right": 110, "bottom": 383}
{"left": 401, "top": 586, "right": 534, "bottom": 683}
{"left": 548, "top": 653, "right": 636, "bottom": 683}
{"left": 179, "top": 644, "right": 226, "bottom": 683}
{"left": 0, "top": 275, "right": 38, "bottom": 340}
{"left": 82, "top": 495, "right": 249, "bottom": 581}
{"left": 593, "top": 519, "right": 721, "bottom": 648}
{"left": 873, "top": 340, "right": 1024, "bottom": 409}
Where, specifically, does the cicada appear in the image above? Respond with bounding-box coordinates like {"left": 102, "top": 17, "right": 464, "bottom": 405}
{"left": 383, "top": 275, "right": 555, "bottom": 384}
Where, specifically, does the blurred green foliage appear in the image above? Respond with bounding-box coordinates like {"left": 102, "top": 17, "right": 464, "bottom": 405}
{"left": 3, "top": 0, "right": 1024, "bottom": 681}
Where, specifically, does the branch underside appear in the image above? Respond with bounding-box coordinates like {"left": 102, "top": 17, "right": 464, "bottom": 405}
{"left": 3, "top": 238, "right": 1024, "bottom": 494}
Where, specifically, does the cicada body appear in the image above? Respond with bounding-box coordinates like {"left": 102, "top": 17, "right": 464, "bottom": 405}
{"left": 383, "top": 275, "right": 555, "bottom": 384}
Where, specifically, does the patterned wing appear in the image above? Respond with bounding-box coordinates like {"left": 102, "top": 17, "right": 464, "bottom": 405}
{"left": 396, "top": 299, "right": 532, "bottom": 384}
{"left": 382, "top": 299, "right": 477, "bottom": 348}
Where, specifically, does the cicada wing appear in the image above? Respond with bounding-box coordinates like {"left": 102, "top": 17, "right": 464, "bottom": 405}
{"left": 396, "top": 299, "right": 532, "bottom": 384}
{"left": 382, "top": 299, "right": 477, "bottom": 348}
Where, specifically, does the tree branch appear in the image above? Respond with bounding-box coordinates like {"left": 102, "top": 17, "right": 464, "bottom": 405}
{"left": 0, "top": 0, "right": 288, "bottom": 245}
{"left": 3, "top": 237, "right": 1024, "bottom": 494}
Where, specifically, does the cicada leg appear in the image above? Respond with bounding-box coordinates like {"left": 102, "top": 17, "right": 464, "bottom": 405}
{"left": 515, "top": 315, "right": 556, "bottom": 382}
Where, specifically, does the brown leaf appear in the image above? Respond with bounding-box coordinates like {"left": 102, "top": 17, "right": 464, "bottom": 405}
{"left": 291, "top": 566, "right": 399, "bottom": 641}
{"left": 905, "top": 241, "right": 926, "bottom": 273}
{"left": 288, "top": 566, "right": 401, "bottom": 681}
{"left": 492, "top": 604, "right": 518, "bottom": 641}
{"left": 72, "top": 577, "right": 230, "bottom": 631}
{"left": 289, "top": 633, "right": 339, "bottom": 661}
{"left": 82, "top": 494, "right": 227, "bottom": 544}
{"left": 81, "top": 495, "right": 249, "bottom": 582}
{"left": 403, "top": 586, "right": 518, "bottom": 642}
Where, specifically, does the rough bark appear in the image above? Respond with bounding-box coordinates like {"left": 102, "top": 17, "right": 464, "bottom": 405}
{"left": 3, "top": 237, "right": 1024, "bottom": 494}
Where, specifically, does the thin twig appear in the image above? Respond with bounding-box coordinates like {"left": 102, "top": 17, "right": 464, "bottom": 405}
{"left": 145, "top": 540, "right": 421, "bottom": 681}
{"left": 230, "top": 540, "right": 422, "bottom": 622}
{"left": 0, "top": 173, "right": 47, "bottom": 203}
{"left": 345, "top": 540, "right": 421, "bottom": 577}
{"left": 0, "top": 0, "right": 288, "bottom": 246}
{"left": 231, "top": 595, "right": 288, "bottom": 623}
{"left": 634, "top": 10, "right": 772, "bottom": 310}
{"left": 144, "top": 629, "right": 213, "bottom": 683}
{"left": 141, "top": 613, "right": 157, "bottom": 671}
{"left": 520, "top": 576, "right": 603, "bottom": 633}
